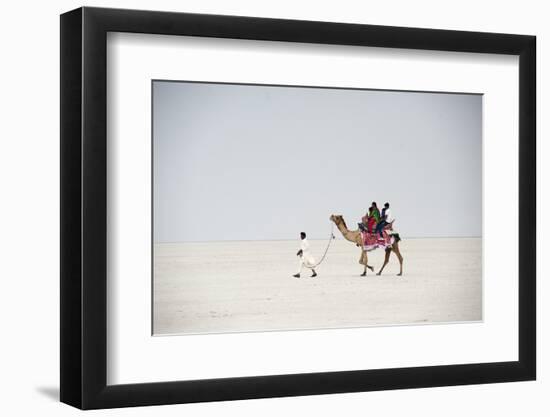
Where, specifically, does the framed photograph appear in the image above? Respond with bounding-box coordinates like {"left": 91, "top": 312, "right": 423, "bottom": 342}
{"left": 60, "top": 7, "right": 536, "bottom": 409}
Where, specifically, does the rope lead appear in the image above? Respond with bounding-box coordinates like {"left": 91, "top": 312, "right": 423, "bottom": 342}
{"left": 308, "top": 223, "right": 336, "bottom": 268}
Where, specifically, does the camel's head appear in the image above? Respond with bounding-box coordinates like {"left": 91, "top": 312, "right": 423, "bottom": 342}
{"left": 330, "top": 214, "right": 342, "bottom": 224}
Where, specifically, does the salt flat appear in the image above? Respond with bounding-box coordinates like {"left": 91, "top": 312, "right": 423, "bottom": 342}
{"left": 153, "top": 238, "right": 481, "bottom": 335}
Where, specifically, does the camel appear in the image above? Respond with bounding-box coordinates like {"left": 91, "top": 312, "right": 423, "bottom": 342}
{"left": 329, "top": 214, "right": 404, "bottom": 276}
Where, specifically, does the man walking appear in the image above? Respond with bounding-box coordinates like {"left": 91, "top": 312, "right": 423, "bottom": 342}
{"left": 293, "top": 232, "right": 318, "bottom": 278}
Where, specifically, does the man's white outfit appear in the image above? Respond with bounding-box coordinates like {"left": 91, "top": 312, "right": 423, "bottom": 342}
{"left": 385, "top": 208, "right": 394, "bottom": 223}
{"left": 297, "top": 238, "right": 316, "bottom": 273}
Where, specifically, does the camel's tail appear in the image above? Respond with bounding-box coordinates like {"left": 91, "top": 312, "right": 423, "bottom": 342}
{"left": 391, "top": 233, "right": 401, "bottom": 242}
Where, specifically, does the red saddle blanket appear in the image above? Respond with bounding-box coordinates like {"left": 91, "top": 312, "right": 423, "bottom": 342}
{"left": 361, "top": 231, "right": 394, "bottom": 252}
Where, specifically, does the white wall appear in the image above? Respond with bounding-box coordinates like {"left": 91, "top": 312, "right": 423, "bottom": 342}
{"left": 0, "top": 0, "right": 545, "bottom": 416}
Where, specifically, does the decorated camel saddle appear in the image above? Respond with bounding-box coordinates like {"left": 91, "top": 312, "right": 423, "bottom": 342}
{"left": 361, "top": 230, "right": 396, "bottom": 252}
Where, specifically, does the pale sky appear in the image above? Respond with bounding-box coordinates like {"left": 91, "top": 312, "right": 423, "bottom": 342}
{"left": 153, "top": 81, "right": 481, "bottom": 242}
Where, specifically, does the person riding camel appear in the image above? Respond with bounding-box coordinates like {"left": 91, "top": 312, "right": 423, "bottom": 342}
{"left": 360, "top": 202, "right": 380, "bottom": 234}
{"left": 367, "top": 202, "right": 380, "bottom": 233}
{"left": 375, "top": 202, "right": 394, "bottom": 238}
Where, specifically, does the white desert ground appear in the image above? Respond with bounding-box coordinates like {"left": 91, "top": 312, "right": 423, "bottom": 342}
{"left": 153, "top": 238, "right": 481, "bottom": 335}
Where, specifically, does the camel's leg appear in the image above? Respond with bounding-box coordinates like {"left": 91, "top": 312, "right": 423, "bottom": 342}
{"left": 359, "top": 251, "right": 374, "bottom": 276}
{"left": 393, "top": 244, "right": 404, "bottom": 276}
{"left": 377, "top": 249, "right": 391, "bottom": 276}
{"left": 360, "top": 251, "right": 367, "bottom": 276}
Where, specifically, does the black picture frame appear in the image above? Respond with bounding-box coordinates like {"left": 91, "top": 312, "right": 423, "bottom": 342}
{"left": 60, "top": 6, "right": 536, "bottom": 410}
